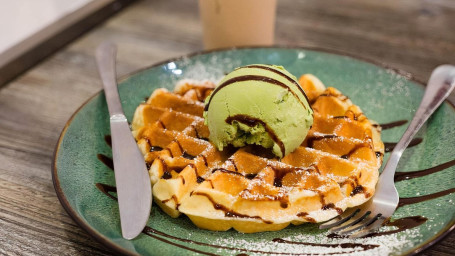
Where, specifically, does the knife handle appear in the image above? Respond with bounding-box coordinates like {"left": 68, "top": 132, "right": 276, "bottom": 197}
{"left": 96, "top": 42, "right": 124, "bottom": 116}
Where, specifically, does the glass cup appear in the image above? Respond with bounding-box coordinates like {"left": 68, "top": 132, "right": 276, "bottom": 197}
{"left": 198, "top": 0, "right": 277, "bottom": 50}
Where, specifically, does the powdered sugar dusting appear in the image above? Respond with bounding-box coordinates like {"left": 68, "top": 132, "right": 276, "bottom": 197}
{"left": 147, "top": 51, "right": 435, "bottom": 255}
{"left": 160, "top": 51, "right": 242, "bottom": 85}
{"left": 205, "top": 226, "right": 420, "bottom": 256}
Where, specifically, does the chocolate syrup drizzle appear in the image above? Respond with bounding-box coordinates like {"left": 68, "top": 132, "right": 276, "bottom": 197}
{"left": 272, "top": 238, "right": 378, "bottom": 251}
{"left": 244, "top": 65, "right": 312, "bottom": 106}
{"left": 225, "top": 114, "right": 286, "bottom": 157}
{"left": 204, "top": 75, "right": 307, "bottom": 111}
{"left": 384, "top": 138, "right": 423, "bottom": 153}
{"left": 94, "top": 118, "right": 455, "bottom": 255}
{"left": 204, "top": 64, "right": 313, "bottom": 113}
{"left": 395, "top": 159, "right": 455, "bottom": 182}
{"left": 375, "top": 120, "right": 408, "bottom": 130}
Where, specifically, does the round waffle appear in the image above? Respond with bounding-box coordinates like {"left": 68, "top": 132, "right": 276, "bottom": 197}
{"left": 131, "top": 75, "right": 384, "bottom": 233}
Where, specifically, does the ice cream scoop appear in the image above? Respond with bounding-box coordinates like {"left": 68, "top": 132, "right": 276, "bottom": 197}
{"left": 203, "top": 64, "right": 313, "bottom": 158}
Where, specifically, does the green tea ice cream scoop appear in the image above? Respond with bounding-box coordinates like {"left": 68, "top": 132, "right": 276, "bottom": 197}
{"left": 203, "top": 64, "right": 313, "bottom": 158}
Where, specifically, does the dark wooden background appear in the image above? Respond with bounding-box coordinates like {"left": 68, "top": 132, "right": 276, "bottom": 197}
{"left": 0, "top": 0, "right": 453, "bottom": 255}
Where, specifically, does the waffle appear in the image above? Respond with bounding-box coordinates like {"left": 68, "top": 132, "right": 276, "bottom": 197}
{"left": 131, "top": 75, "right": 384, "bottom": 233}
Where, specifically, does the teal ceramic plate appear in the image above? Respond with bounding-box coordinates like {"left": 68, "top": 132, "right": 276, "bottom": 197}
{"left": 53, "top": 47, "right": 455, "bottom": 255}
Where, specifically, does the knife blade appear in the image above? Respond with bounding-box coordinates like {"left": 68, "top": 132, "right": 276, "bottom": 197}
{"left": 95, "top": 41, "right": 152, "bottom": 240}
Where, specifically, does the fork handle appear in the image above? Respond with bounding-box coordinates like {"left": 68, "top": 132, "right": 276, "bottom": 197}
{"left": 378, "top": 65, "right": 455, "bottom": 189}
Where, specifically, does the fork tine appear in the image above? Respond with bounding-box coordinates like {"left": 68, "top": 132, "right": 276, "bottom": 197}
{"left": 348, "top": 215, "right": 387, "bottom": 238}
{"left": 329, "top": 210, "right": 370, "bottom": 233}
{"left": 337, "top": 213, "right": 382, "bottom": 235}
{"left": 319, "top": 208, "right": 359, "bottom": 229}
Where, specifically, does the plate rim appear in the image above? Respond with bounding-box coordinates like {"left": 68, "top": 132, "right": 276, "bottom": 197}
{"left": 51, "top": 45, "right": 455, "bottom": 256}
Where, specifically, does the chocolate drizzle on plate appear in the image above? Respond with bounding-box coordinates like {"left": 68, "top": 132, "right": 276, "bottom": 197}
{"left": 376, "top": 120, "right": 408, "bottom": 130}
{"left": 395, "top": 159, "right": 455, "bottom": 182}
{"left": 97, "top": 154, "right": 113, "bottom": 170}
{"left": 398, "top": 188, "right": 455, "bottom": 208}
{"left": 96, "top": 120, "right": 455, "bottom": 254}
{"left": 272, "top": 238, "right": 379, "bottom": 252}
{"left": 104, "top": 135, "right": 112, "bottom": 147}
{"left": 95, "top": 181, "right": 382, "bottom": 255}
{"left": 384, "top": 138, "right": 423, "bottom": 153}
{"left": 95, "top": 183, "right": 117, "bottom": 201}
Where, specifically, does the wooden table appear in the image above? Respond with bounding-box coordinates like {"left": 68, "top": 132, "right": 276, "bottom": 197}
{"left": 1, "top": 0, "right": 454, "bottom": 255}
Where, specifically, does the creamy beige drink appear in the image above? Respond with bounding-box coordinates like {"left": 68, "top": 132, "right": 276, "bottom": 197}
{"left": 198, "top": 0, "right": 277, "bottom": 50}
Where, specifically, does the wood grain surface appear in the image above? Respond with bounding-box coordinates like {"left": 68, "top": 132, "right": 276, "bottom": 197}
{"left": 0, "top": 0, "right": 454, "bottom": 255}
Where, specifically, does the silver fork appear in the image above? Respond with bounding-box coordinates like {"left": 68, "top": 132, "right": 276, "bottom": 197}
{"left": 319, "top": 65, "right": 455, "bottom": 238}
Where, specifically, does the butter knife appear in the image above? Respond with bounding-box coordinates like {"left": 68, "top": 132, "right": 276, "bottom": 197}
{"left": 95, "top": 41, "right": 152, "bottom": 240}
